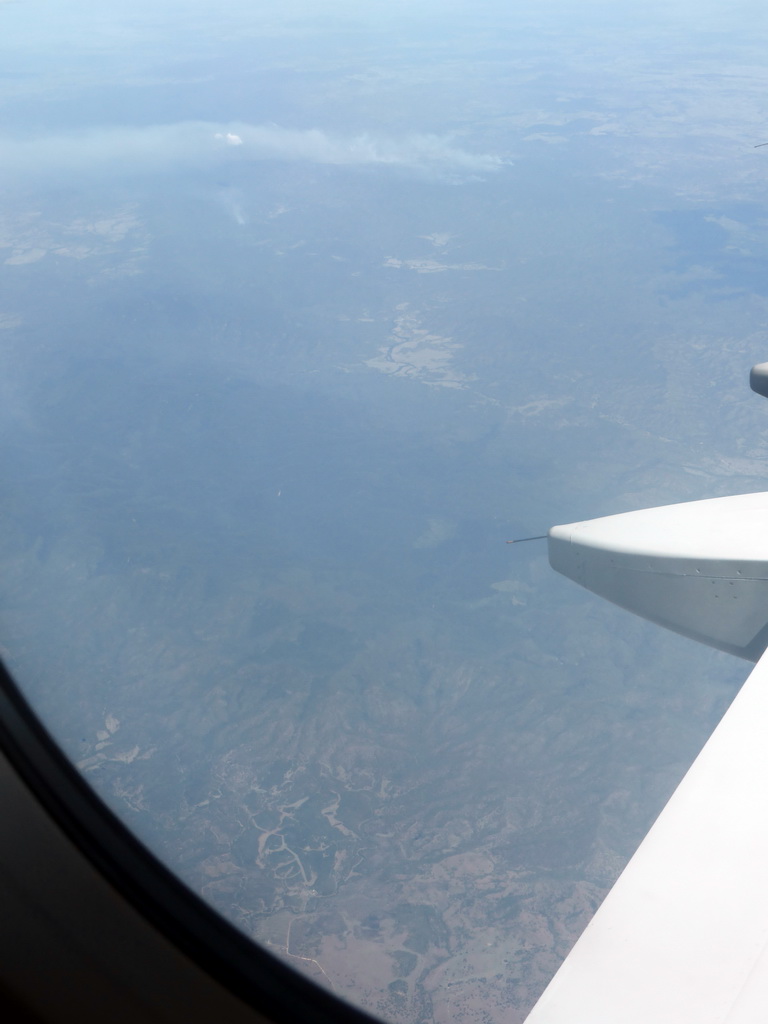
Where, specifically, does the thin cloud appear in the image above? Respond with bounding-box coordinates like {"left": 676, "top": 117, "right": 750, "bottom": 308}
{"left": 0, "top": 121, "right": 503, "bottom": 181}
{"left": 229, "top": 123, "right": 503, "bottom": 175}
{"left": 214, "top": 132, "right": 243, "bottom": 146}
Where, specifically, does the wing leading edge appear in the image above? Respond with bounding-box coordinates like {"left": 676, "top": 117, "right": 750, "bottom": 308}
{"left": 526, "top": 371, "right": 768, "bottom": 1021}
{"left": 526, "top": 643, "right": 768, "bottom": 1023}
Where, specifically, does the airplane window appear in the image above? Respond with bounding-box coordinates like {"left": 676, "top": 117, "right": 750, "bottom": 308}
{"left": 0, "top": 1, "right": 762, "bottom": 1020}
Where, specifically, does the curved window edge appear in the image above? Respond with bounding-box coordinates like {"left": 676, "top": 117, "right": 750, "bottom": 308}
{"left": 0, "top": 657, "right": 381, "bottom": 1024}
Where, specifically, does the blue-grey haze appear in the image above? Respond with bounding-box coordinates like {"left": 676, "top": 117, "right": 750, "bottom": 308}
{"left": 1, "top": 1, "right": 767, "bottom": 1020}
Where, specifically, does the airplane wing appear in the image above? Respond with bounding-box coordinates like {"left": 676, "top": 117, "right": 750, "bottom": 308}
{"left": 527, "top": 643, "right": 768, "bottom": 1023}
{"left": 527, "top": 489, "right": 768, "bottom": 1023}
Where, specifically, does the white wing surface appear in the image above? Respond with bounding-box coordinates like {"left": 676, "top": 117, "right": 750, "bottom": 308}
{"left": 528, "top": 492, "right": 768, "bottom": 1022}
{"left": 548, "top": 492, "right": 768, "bottom": 661}
{"left": 527, "top": 645, "right": 768, "bottom": 1023}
